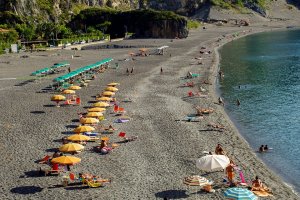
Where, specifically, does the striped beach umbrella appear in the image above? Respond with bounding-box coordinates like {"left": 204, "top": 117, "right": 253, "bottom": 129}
{"left": 224, "top": 188, "right": 257, "bottom": 200}
{"left": 183, "top": 175, "right": 210, "bottom": 186}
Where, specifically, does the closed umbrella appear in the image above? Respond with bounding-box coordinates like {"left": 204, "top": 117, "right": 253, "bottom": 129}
{"left": 59, "top": 143, "right": 84, "bottom": 153}
{"left": 67, "top": 134, "right": 90, "bottom": 141}
{"left": 80, "top": 117, "right": 99, "bottom": 124}
{"left": 73, "top": 125, "right": 95, "bottom": 133}
{"left": 51, "top": 156, "right": 81, "bottom": 165}
{"left": 224, "top": 188, "right": 257, "bottom": 200}
{"left": 86, "top": 112, "right": 103, "bottom": 118}
{"left": 51, "top": 95, "right": 66, "bottom": 107}
{"left": 88, "top": 107, "right": 106, "bottom": 112}
{"left": 196, "top": 155, "right": 230, "bottom": 171}
{"left": 102, "top": 91, "right": 115, "bottom": 97}
{"left": 105, "top": 87, "right": 118, "bottom": 92}
{"left": 93, "top": 102, "right": 110, "bottom": 107}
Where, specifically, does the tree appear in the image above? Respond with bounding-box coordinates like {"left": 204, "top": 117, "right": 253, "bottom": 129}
{"left": 15, "top": 23, "right": 36, "bottom": 41}
{"left": 96, "top": 21, "right": 111, "bottom": 34}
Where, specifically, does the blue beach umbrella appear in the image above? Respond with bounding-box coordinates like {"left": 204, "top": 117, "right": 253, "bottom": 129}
{"left": 224, "top": 188, "right": 257, "bottom": 200}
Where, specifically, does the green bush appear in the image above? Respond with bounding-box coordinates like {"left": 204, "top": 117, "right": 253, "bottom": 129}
{"left": 0, "top": 28, "right": 19, "bottom": 54}
{"left": 187, "top": 20, "right": 201, "bottom": 29}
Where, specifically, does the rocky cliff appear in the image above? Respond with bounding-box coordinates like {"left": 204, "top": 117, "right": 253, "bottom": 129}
{"left": 70, "top": 9, "right": 189, "bottom": 38}
{"left": 2, "top": 0, "right": 299, "bottom": 24}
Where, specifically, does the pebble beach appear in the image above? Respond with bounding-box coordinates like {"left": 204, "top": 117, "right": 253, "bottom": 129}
{"left": 0, "top": 22, "right": 299, "bottom": 200}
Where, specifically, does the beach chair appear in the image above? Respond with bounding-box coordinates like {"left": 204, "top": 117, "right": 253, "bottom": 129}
{"left": 75, "top": 97, "right": 81, "bottom": 105}
{"left": 39, "top": 165, "right": 64, "bottom": 176}
{"left": 64, "top": 99, "right": 74, "bottom": 105}
{"left": 38, "top": 155, "right": 51, "bottom": 164}
{"left": 118, "top": 132, "right": 138, "bottom": 142}
{"left": 81, "top": 177, "right": 103, "bottom": 188}
{"left": 113, "top": 105, "right": 126, "bottom": 115}
{"left": 113, "top": 105, "right": 119, "bottom": 113}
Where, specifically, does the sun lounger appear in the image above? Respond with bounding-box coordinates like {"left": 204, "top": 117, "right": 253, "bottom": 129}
{"left": 39, "top": 167, "right": 64, "bottom": 176}
{"left": 118, "top": 132, "right": 138, "bottom": 142}
{"left": 252, "top": 190, "right": 273, "bottom": 197}
{"left": 37, "top": 155, "right": 51, "bottom": 164}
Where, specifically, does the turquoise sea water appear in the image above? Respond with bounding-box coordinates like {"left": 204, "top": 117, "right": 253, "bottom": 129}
{"left": 219, "top": 29, "right": 300, "bottom": 193}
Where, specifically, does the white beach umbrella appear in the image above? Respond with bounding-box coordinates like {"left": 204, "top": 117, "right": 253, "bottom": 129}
{"left": 196, "top": 155, "right": 230, "bottom": 171}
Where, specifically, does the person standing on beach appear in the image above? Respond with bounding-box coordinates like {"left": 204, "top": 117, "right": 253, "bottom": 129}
{"left": 131, "top": 67, "right": 134, "bottom": 74}
{"left": 160, "top": 67, "right": 163, "bottom": 74}
{"left": 226, "top": 160, "right": 235, "bottom": 185}
{"left": 126, "top": 68, "right": 129, "bottom": 75}
{"left": 218, "top": 97, "right": 224, "bottom": 106}
{"left": 68, "top": 66, "right": 71, "bottom": 73}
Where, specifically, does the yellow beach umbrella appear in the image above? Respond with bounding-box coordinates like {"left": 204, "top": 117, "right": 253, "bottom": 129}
{"left": 86, "top": 112, "right": 103, "bottom": 118}
{"left": 73, "top": 125, "right": 95, "bottom": 133}
{"left": 59, "top": 143, "right": 84, "bottom": 153}
{"left": 96, "top": 97, "right": 112, "bottom": 101}
{"left": 93, "top": 102, "right": 110, "bottom": 107}
{"left": 51, "top": 156, "right": 81, "bottom": 165}
{"left": 100, "top": 137, "right": 109, "bottom": 141}
{"left": 105, "top": 87, "right": 118, "bottom": 92}
{"left": 107, "top": 82, "right": 120, "bottom": 87}
{"left": 67, "top": 134, "right": 90, "bottom": 141}
{"left": 88, "top": 107, "right": 106, "bottom": 112}
{"left": 80, "top": 117, "right": 99, "bottom": 124}
{"left": 102, "top": 91, "right": 115, "bottom": 96}
{"left": 62, "top": 89, "right": 76, "bottom": 94}
{"left": 51, "top": 95, "right": 66, "bottom": 107}
{"left": 69, "top": 85, "right": 81, "bottom": 90}
{"left": 51, "top": 95, "right": 66, "bottom": 101}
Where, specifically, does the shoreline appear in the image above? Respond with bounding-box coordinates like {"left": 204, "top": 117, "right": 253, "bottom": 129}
{"left": 211, "top": 26, "right": 299, "bottom": 196}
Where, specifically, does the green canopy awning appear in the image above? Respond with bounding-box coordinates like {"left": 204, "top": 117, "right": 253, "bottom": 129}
{"left": 53, "top": 58, "right": 113, "bottom": 82}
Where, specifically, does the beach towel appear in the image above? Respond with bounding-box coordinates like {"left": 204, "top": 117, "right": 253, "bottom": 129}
{"left": 252, "top": 190, "right": 273, "bottom": 197}
{"left": 84, "top": 132, "right": 99, "bottom": 136}
{"left": 239, "top": 170, "right": 246, "bottom": 184}
{"left": 114, "top": 119, "right": 129, "bottom": 123}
